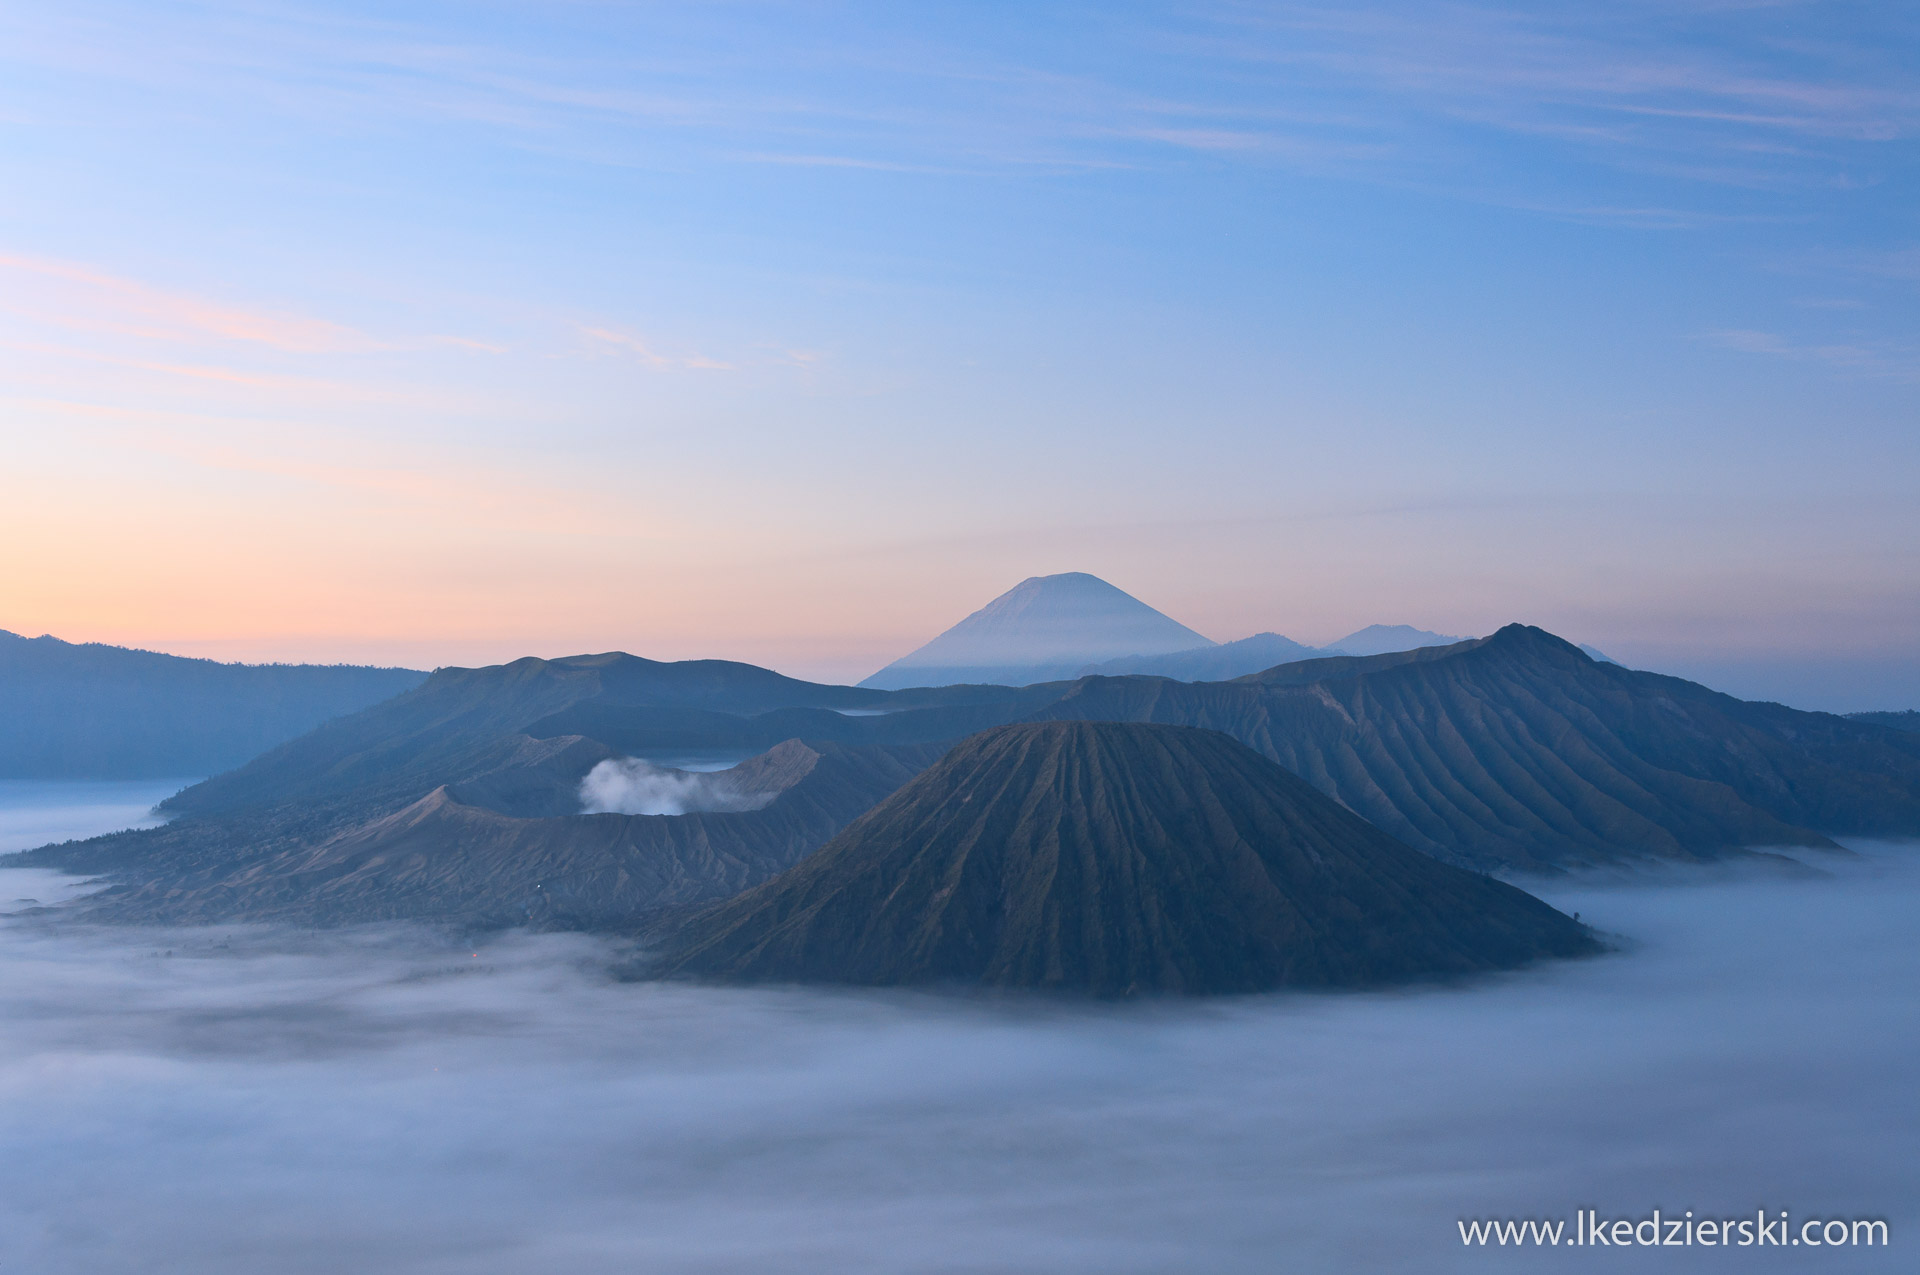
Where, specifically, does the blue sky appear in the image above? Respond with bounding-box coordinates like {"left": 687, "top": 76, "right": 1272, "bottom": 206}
{"left": 0, "top": 1, "right": 1915, "bottom": 707}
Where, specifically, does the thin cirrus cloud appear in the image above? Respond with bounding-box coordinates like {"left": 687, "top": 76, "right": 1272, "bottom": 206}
{"left": 1220, "top": 3, "right": 1918, "bottom": 135}
{"left": 7, "top": 2, "right": 1911, "bottom": 202}
{"left": 0, "top": 254, "right": 604, "bottom": 413}
{"left": 2, "top": 338, "right": 483, "bottom": 413}
{"left": 0, "top": 253, "right": 514, "bottom": 366}
{"left": 579, "top": 326, "right": 733, "bottom": 371}
{"left": 1702, "top": 328, "right": 1920, "bottom": 382}
{"left": 1184, "top": 2, "right": 1920, "bottom": 188}
{"left": 0, "top": 254, "right": 381, "bottom": 353}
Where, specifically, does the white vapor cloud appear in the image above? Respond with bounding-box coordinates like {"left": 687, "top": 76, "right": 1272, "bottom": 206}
{"left": 577, "top": 757, "right": 778, "bottom": 815}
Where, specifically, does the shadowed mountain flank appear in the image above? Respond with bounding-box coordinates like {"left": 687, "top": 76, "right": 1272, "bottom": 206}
{"left": 157, "top": 651, "right": 900, "bottom": 821}
{"left": 657, "top": 722, "right": 1599, "bottom": 995}
{"left": 55, "top": 741, "right": 942, "bottom": 929}
{"left": 9, "top": 651, "right": 1049, "bottom": 927}
{"left": 860, "top": 573, "right": 1213, "bottom": 689}
{"left": 1028, "top": 626, "right": 1920, "bottom": 872}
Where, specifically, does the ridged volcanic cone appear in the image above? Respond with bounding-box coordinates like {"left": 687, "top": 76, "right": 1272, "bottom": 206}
{"left": 659, "top": 721, "right": 1599, "bottom": 994}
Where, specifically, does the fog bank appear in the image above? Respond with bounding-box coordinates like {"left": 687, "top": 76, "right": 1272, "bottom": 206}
{"left": 0, "top": 779, "right": 187, "bottom": 853}
{"left": 0, "top": 841, "right": 1912, "bottom": 1271}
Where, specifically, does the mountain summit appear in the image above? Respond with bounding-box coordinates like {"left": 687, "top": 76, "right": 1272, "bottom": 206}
{"left": 860, "top": 573, "right": 1213, "bottom": 690}
{"left": 658, "top": 721, "right": 1599, "bottom": 994}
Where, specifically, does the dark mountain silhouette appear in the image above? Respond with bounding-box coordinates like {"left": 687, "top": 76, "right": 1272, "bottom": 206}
{"left": 1324, "top": 624, "right": 1462, "bottom": 656}
{"left": 657, "top": 722, "right": 1599, "bottom": 994}
{"left": 1079, "top": 632, "right": 1323, "bottom": 681}
{"left": 860, "top": 573, "right": 1213, "bottom": 689}
{"left": 19, "top": 624, "right": 1920, "bottom": 930}
{"left": 0, "top": 629, "right": 424, "bottom": 778}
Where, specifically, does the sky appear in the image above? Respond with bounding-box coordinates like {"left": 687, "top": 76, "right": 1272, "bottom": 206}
{"left": 0, "top": 1, "right": 1915, "bottom": 709}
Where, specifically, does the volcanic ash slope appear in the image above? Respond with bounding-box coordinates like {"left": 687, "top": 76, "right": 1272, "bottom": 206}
{"left": 657, "top": 721, "right": 1600, "bottom": 995}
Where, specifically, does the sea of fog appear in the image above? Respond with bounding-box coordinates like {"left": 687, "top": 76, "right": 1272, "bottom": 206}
{"left": 0, "top": 787, "right": 1912, "bottom": 1273}
{"left": 0, "top": 778, "right": 191, "bottom": 854}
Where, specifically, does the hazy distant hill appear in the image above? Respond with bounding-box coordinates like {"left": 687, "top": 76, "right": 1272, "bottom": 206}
{"left": 658, "top": 722, "right": 1599, "bottom": 994}
{"left": 860, "top": 573, "right": 1213, "bottom": 689}
{"left": 1078, "top": 632, "right": 1323, "bottom": 681}
{"left": 1324, "top": 624, "right": 1462, "bottom": 656}
{"left": 0, "top": 630, "right": 425, "bottom": 779}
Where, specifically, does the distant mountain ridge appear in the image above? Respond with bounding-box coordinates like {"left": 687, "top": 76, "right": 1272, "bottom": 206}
{"left": 1078, "top": 633, "right": 1323, "bottom": 681}
{"left": 0, "top": 630, "right": 425, "bottom": 779}
{"left": 861, "top": 573, "right": 1491, "bottom": 689}
{"left": 1323, "top": 624, "right": 1462, "bottom": 657}
{"left": 658, "top": 722, "right": 1599, "bottom": 994}
{"left": 20, "top": 622, "right": 1920, "bottom": 930}
{"left": 1848, "top": 710, "right": 1919, "bottom": 733}
{"left": 860, "top": 573, "right": 1214, "bottom": 689}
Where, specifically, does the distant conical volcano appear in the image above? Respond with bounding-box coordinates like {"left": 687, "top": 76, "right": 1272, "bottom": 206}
{"left": 860, "top": 573, "right": 1213, "bottom": 690}
{"left": 657, "top": 721, "right": 1599, "bottom": 994}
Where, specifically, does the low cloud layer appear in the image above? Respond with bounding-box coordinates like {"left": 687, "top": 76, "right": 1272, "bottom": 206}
{"left": 577, "top": 757, "right": 778, "bottom": 816}
{"left": 0, "top": 836, "right": 1913, "bottom": 1272}
{"left": 0, "top": 779, "right": 179, "bottom": 854}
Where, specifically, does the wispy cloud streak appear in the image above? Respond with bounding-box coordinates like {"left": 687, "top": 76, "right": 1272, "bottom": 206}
{"left": 579, "top": 326, "right": 732, "bottom": 371}
{"left": 9, "top": 1, "right": 1914, "bottom": 207}
{"left": 1702, "top": 327, "right": 1920, "bottom": 381}
{"left": 0, "top": 254, "right": 379, "bottom": 352}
